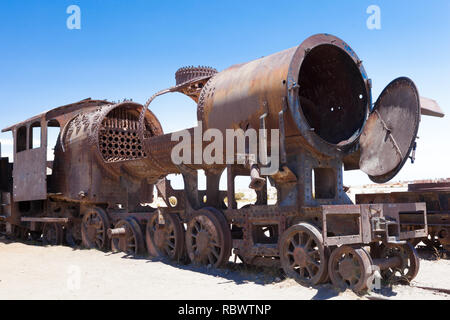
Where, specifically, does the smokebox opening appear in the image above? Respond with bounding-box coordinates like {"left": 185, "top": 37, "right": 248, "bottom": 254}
{"left": 298, "top": 44, "right": 367, "bottom": 145}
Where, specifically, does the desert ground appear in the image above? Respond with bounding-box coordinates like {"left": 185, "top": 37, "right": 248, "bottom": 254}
{"left": 0, "top": 238, "right": 449, "bottom": 300}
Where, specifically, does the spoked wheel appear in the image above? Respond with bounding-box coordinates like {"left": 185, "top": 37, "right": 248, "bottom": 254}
{"left": 185, "top": 208, "right": 231, "bottom": 268}
{"left": 11, "top": 225, "right": 28, "bottom": 240}
{"left": 423, "top": 232, "right": 442, "bottom": 249}
{"left": 29, "top": 231, "right": 42, "bottom": 242}
{"left": 42, "top": 223, "right": 63, "bottom": 246}
{"left": 379, "top": 243, "right": 420, "bottom": 284}
{"left": 146, "top": 211, "right": 185, "bottom": 262}
{"left": 329, "top": 246, "right": 373, "bottom": 293}
{"left": 279, "top": 223, "right": 329, "bottom": 286}
{"left": 81, "top": 208, "right": 110, "bottom": 250}
{"left": 111, "top": 217, "right": 145, "bottom": 256}
{"left": 65, "top": 221, "right": 82, "bottom": 247}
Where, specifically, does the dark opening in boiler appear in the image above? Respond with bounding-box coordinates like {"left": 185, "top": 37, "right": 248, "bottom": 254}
{"left": 298, "top": 44, "right": 368, "bottom": 145}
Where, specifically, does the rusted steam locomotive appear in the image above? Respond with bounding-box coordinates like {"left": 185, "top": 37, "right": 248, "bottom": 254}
{"left": 0, "top": 34, "right": 448, "bottom": 293}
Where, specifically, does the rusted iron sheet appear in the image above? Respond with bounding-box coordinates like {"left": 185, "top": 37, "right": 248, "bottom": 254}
{"left": 408, "top": 182, "right": 450, "bottom": 192}
{"left": 359, "top": 78, "right": 420, "bottom": 183}
{"left": 356, "top": 190, "right": 450, "bottom": 213}
{"left": 199, "top": 34, "right": 370, "bottom": 160}
{"left": 356, "top": 190, "right": 449, "bottom": 250}
{"left": 13, "top": 147, "right": 47, "bottom": 201}
{"left": 321, "top": 203, "right": 427, "bottom": 246}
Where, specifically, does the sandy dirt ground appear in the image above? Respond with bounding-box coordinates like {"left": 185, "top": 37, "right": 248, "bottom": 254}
{"left": 0, "top": 239, "right": 449, "bottom": 300}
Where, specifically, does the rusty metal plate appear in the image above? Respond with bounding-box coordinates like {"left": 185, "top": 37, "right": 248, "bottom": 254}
{"left": 359, "top": 77, "right": 420, "bottom": 183}
{"left": 13, "top": 147, "right": 47, "bottom": 201}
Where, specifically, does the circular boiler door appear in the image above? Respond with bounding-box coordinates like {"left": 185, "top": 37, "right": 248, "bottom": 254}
{"left": 359, "top": 77, "right": 421, "bottom": 183}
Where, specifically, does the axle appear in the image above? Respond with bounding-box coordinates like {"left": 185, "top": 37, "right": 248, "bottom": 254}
{"left": 373, "top": 256, "right": 403, "bottom": 271}
{"left": 107, "top": 227, "right": 126, "bottom": 238}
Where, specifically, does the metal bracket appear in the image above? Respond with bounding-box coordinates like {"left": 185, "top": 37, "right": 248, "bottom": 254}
{"left": 259, "top": 104, "right": 268, "bottom": 167}
{"left": 409, "top": 141, "right": 417, "bottom": 164}
{"left": 279, "top": 97, "right": 288, "bottom": 165}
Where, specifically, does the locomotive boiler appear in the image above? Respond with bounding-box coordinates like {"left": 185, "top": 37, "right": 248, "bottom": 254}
{"left": 0, "top": 33, "right": 447, "bottom": 293}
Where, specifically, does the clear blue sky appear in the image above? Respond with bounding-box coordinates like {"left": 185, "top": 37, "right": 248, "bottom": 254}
{"left": 0, "top": 0, "right": 449, "bottom": 186}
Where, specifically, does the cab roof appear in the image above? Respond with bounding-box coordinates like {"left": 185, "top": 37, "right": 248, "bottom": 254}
{"left": 2, "top": 98, "right": 111, "bottom": 133}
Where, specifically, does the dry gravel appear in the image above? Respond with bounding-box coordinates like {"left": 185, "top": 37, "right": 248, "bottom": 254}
{"left": 0, "top": 240, "right": 449, "bottom": 300}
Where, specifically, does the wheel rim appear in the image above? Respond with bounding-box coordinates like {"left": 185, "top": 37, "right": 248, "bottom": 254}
{"left": 280, "top": 223, "right": 328, "bottom": 286}
{"left": 329, "top": 246, "right": 373, "bottom": 292}
{"left": 42, "top": 223, "right": 63, "bottom": 246}
{"left": 65, "top": 221, "right": 82, "bottom": 247}
{"left": 146, "top": 212, "right": 184, "bottom": 261}
{"left": 423, "top": 232, "right": 441, "bottom": 248}
{"left": 111, "top": 218, "right": 144, "bottom": 256}
{"left": 185, "top": 209, "right": 231, "bottom": 268}
{"left": 380, "top": 243, "right": 420, "bottom": 283}
{"left": 12, "top": 225, "right": 28, "bottom": 240}
{"left": 81, "top": 208, "right": 109, "bottom": 250}
{"left": 408, "top": 238, "right": 421, "bottom": 247}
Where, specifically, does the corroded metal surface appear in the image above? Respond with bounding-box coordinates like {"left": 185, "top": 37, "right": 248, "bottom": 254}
{"left": 0, "top": 33, "right": 446, "bottom": 293}
{"left": 359, "top": 77, "right": 421, "bottom": 183}
{"left": 110, "top": 217, "right": 145, "bottom": 256}
{"left": 279, "top": 223, "right": 329, "bottom": 286}
{"left": 146, "top": 210, "right": 185, "bottom": 261}
{"left": 328, "top": 246, "right": 373, "bottom": 292}
{"left": 356, "top": 184, "right": 450, "bottom": 252}
{"left": 378, "top": 243, "right": 420, "bottom": 283}
{"left": 185, "top": 208, "right": 232, "bottom": 268}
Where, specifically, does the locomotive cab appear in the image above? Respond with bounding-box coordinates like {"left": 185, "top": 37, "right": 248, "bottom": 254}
{"left": 2, "top": 115, "right": 59, "bottom": 203}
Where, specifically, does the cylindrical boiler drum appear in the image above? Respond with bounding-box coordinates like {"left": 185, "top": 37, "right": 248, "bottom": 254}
{"left": 199, "top": 33, "right": 371, "bottom": 157}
